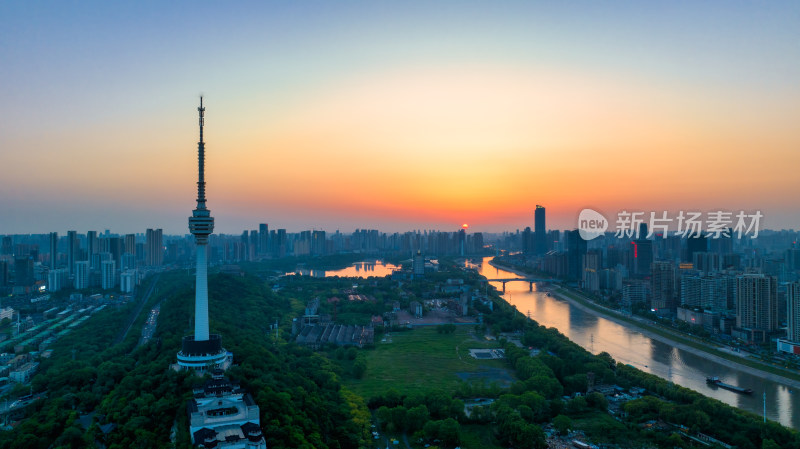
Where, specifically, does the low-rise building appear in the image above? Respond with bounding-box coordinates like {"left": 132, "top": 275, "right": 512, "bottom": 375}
{"left": 9, "top": 361, "right": 38, "bottom": 383}
{"left": 188, "top": 371, "right": 266, "bottom": 449}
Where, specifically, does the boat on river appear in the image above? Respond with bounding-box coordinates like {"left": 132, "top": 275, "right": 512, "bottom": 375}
{"left": 706, "top": 376, "right": 753, "bottom": 394}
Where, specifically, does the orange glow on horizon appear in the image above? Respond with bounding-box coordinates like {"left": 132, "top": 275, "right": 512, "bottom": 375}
{"left": 5, "top": 65, "right": 800, "bottom": 233}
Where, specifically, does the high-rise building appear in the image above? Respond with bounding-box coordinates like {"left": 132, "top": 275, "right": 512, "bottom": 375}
{"left": 1, "top": 236, "right": 11, "bottom": 255}
{"left": 633, "top": 239, "right": 653, "bottom": 277}
{"left": 146, "top": 228, "right": 163, "bottom": 266}
{"left": 0, "top": 261, "right": 9, "bottom": 288}
{"left": 534, "top": 205, "right": 546, "bottom": 254}
{"left": 258, "top": 223, "right": 269, "bottom": 256}
{"left": 107, "top": 236, "right": 122, "bottom": 267}
{"left": 708, "top": 228, "right": 733, "bottom": 255}
{"left": 787, "top": 249, "right": 800, "bottom": 272}
{"left": 249, "top": 229, "right": 259, "bottom": 259}
{"left": 651, "top": 261, "right": 676, "bottom": 315}
{"left": 276, "top": 229, "right": 287, "bottom": 257}
{"left": 639, "top": 223, "right": 648, "bottom": 239}
{"left": 472, "top": 232, "right": 484, "bottom": 253}
{"left": 413, "top": 250, "right": 425, "bottom": 278}
{"left": 680, "top": 275, "right": 701, "bottom": 309}
{"left": 736, "top": 274, "right": 778, "bottom": 342}
{"left": 122, "top": 253, "right": 136, "bottom": 271}
{"left": 14, "top": 256, "right": 34, "bottom": 287}
{"left": 686, "top": 235, "right": 708, "bottom": 263}
{"left": 67, "top": 230, "right": 78, "bottom": 277}
{"left": 240, "top": 231, "right": 251, "bottom": 261}
{"left": 176, "top": 98, "right": 231, "bottom": 372}
{"left": 786, "top": 283, "right": 800, "bottom": 342}
{"left": 622, "top": 279, "right": 649, "bottom": 309}
{"left": 124, "top": 234, "right": 136, "bottom": 256}
{"left": 86, "top": 230, "right": 98, "bottom": 260}
{"left": 48, "top": 268, "right": 69, "bottom": 292}
{"left": 74, "top": 261, "right": 90, "bottom": 289}
{"left": 312, "top": 230, "right": 326, "bottom": 256}
{"left": 135, "top": 242, "right": 146, "bottom": 265}
{"left": 566, "top": 230, "right": 587, "bottom": 281}
{"left": 49, "top": 232, "right": 58, "bottom": 269}
{"left": 693, "top": 252, "right": 720, "bottom": 274}
{"left": 101, "top": 260, "right": 116, "bottom": 290}
{"left": 120, "top": 270, "right": 136, "bottom": 293}
{"left": 521, "top": 227, "right": 532, "bottom": 255}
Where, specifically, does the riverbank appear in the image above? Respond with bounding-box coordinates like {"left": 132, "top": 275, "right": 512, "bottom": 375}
{"left": 487, "top": 259, "right": 800, "bottom": 390}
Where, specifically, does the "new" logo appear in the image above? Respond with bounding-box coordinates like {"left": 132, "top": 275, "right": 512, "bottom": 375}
{"left": 578, "top": 209, "right": 608, "bottom": 240}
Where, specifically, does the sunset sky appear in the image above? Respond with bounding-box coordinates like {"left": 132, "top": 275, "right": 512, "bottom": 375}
{"left": 2, "top": 1, "right": 799, "bottom": 235}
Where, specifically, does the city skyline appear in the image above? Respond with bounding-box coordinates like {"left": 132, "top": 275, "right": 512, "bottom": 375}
{"left": 2, "top": 2, "right": 800, "bottom": 235}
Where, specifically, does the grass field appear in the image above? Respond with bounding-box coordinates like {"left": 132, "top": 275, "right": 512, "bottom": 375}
{"left": 459, "top": 424, "right": 504, "bottom": 449}
{"left": 345, "top": 326, "right": 514, "bottom": 399}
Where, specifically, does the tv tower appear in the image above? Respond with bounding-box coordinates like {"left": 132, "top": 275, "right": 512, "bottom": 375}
{"left": 176, "top": 97, "right": 231, "bottom": 372}
{"left": 190, "top": 96, "right": 213, "bottom": 340}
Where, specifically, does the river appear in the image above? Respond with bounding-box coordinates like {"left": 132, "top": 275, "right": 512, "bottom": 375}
{"left": 293, "top": 260, "right": 399, "bottom": 278}
{"left": 475, "top": 256, "right": 799, "bottom": 429}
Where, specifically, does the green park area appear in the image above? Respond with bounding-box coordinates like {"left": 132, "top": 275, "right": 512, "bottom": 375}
{"left": 345, "top": 326, "right": 513, "bottom": 399}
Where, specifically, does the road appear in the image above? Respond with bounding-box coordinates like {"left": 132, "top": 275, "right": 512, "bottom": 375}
{"left": 138, "top": 303, "right": 161, "bottom": 347}
{"left": 115, "top": 274, "right": 160, "bottom": 346}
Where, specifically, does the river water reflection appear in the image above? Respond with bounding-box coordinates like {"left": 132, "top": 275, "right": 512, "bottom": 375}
{"left": 293, "top": 260, "right": 399, "bottom": 278}
{"left": 475, "top": 257, "right": 799, "bottom": 429}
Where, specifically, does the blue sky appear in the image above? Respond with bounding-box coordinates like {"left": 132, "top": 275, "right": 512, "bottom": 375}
{"left": 2, "top": 1, "right": 799, "bottom": 234}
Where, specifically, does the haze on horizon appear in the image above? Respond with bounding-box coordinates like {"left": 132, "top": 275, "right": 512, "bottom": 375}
{"left": 2, "top": 1, "right": 799, "bottom": 236}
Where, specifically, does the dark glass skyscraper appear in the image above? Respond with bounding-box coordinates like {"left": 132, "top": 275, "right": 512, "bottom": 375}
{"left": 567, "top": 229, "right": 587, "bottom": 281}
{"left": 67, "top": 230, "right": 78, "bottom": 277}
{"left": 534, "top": 205, "right": 546, "bottom": 254}
{"left": 49, "top": 232, "right": 58, "bottom": 269}
{"left": 686, "top": 235, "right": 708, "bottom": 263}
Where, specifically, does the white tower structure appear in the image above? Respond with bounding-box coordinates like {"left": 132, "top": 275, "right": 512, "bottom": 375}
{"left": 176, "top": 97, "right": 231, "bottom": 372}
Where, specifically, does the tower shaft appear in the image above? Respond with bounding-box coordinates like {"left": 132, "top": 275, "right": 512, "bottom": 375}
{"left": 189, "top": 96, "right": 214, "bottom": 340}
{"left": 194, "top": 244, "right": 209, "bottom": 340}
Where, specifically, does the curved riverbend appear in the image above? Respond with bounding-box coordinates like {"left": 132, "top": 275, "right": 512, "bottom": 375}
{"left": 476, "top": 256, "right": 799, "bottom": 429}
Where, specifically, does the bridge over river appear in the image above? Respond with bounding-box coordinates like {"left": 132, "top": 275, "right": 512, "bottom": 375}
{"left": 483, "top": 277, "right": 558, "bottom": 291}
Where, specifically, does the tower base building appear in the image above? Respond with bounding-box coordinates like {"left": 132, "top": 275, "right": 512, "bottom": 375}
{"left": 188, "top": 371, "right": 267, "bottom": 449}
{"left": 176, "top": 334, "right": 232, "bottom": 372}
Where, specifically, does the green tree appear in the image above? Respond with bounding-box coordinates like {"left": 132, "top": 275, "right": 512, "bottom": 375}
{"left": 352, "top": 356, "right": 367, "bottom": 379}
{"left": 390, "top": 406, "right": 408, "bottom": 432}
{"left": 562, "top": 373, "right": 587, "bottom": 395}
{"left": 423, "top": 420, "right": 441, "bottom": 440}
{"left": 565, "top": 396, "right": 587, "bottom": 415}
{"left": 376, "top": 406, "right": 392, "bottom": 430}
{"left": 552, "top": 414, "right": 572, "bottom": 435}
{"left": 406, "top": 405, "right": 430, "bottom": 432}
{"left": 585, "top": 392, "right": 608, "bottom": 411}
{"left": 438, "top": 418, "right": 461, "bottom": 447}
{"left": 517, "top": 423, "right": 546, "bottom": 449}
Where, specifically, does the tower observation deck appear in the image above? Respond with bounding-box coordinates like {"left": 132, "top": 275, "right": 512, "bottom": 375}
{"left": 176, "top": 97, "right": 231, "bottom": 372}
